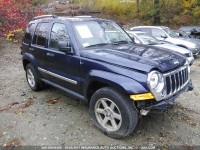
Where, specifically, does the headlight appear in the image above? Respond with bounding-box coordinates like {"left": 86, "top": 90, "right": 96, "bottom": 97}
{"left": 147, "top": 71, "right": 164, "bottom": 93}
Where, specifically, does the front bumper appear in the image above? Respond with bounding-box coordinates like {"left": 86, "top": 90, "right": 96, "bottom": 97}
{"left": 137, "top": 80, "right": 193, "bottom": 110}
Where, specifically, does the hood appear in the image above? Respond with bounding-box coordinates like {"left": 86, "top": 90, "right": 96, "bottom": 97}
{"left": 179, "top": 37, "right": 200, "bottom": 45}
{"left": 80, "top": 44, "right": 186, "bottom": 73}
{"left": 155, "top": 43, "right": 190, "bottom": 54}
{"left": 168, "top": 37, "right": 200, "bottom": 48}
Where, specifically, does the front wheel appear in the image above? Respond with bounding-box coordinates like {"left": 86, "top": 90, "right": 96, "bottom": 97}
{"left": 89, "top": 87, "right": 138, "bottom": 138}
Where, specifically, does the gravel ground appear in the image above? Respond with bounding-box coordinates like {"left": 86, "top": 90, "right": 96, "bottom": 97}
{"left": 0, "top": 39, "right": 200, "bottom": 149}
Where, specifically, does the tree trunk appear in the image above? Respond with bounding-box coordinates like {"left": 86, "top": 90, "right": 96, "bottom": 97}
{"left": 153, "top": 0, "right": 161, "bottom": 25}
{"left": 136, "top": 0, "right": 140, "bottom": 18}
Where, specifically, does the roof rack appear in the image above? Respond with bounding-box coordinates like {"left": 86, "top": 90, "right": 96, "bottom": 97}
{"left": 33, "top": 15, "right": 57, "bottom": 20}
{"left": 74, "top": 16, "right": 97, "bottom": 18}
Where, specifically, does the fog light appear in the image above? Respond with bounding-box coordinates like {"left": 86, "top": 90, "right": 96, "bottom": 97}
{"left": 130, "top": 93, "right": 154, "bottom": 101}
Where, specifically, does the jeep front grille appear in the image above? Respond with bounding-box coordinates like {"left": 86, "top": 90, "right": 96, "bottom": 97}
{"left": 163, "top": 65, "right": 189, "bottom": 98}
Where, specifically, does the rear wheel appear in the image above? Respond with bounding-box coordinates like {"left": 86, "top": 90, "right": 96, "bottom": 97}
{"left": 26, "top": 64, "right": 44, "bottom": 91}
{"left": 89, "top": 87, "right": 138, "bottom": 138}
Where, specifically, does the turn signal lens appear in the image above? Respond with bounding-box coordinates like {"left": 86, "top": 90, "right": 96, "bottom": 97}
{"left": 130, "top": 93, "right": 154, "bottom": 101}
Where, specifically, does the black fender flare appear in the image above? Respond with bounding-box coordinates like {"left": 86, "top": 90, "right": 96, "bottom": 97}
{"left": 22, "top": 53, "right": 40, "bottom": 75}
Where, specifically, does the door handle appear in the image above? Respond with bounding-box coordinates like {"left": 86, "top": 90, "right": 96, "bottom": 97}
{"left": 29, "top": 47, "right": 34, "bottom": 51}
{"left": 46, "top": 52, "right": 55, "bottom": 57}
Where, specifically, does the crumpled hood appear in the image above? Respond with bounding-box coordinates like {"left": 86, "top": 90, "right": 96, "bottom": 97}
{"left": 81, "top": 44, "right": 186, "bottom": 73}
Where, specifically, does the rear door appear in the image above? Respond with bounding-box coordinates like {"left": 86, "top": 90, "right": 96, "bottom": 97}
{"left": 31, "top": 22, "right": 50, "bottom": 71}
{"left": 38, "top": 22, "right": 81, "bottom": 93}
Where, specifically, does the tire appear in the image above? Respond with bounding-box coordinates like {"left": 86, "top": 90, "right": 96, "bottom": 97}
{"left": 89, "top": 87, "right": 138, "bottom": 138}
{"left": 26, "top": 64, "right": 44, "bottom": 91}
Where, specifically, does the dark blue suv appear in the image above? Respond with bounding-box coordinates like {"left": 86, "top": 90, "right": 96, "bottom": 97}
{"left": 22, "top": 15, "right": 193, "bottom": 138}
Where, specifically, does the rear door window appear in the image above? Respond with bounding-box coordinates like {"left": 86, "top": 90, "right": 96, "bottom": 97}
{"left": 32, "top": 22, "right": 49, "bottom": 47}
{"left": 23, "top": 23, "right": 35, "bottom": 44}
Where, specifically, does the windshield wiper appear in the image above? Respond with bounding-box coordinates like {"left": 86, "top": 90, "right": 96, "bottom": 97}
{"left": 85, "top": 43, "right": 109, "bottom": 48}
{"left": 112, "top": 40, "right": 129, "bottom": 45}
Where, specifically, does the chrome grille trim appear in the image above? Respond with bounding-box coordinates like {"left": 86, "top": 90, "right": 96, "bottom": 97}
{"left": 163, "top": 65, "right": 190, "bottom": 99}
{"left": 174, "top": 74, "right": 177, "bottom": 91}
{"left": 177, "top": 73, "right": 180, "bottom": 90}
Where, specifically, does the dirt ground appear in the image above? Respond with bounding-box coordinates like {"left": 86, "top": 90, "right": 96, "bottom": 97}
{"left": 0, "top": 38, "right": 200, "bottom": 149}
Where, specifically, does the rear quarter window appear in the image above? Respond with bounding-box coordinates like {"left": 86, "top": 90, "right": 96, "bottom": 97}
{"left": 23, "top": 23, "right": 35, "bottom": 44}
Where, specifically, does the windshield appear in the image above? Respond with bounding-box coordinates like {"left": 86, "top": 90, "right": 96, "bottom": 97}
{"left": 72, "top": 21, "right": 133, "bottom": 49}
{"left": 163, "top": 28, "right": 179, "bottom": 38}
{"left": 136, "top": 33, "right": 161, "bottom": 45}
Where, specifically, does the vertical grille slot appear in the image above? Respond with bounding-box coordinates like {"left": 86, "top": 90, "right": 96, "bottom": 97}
{"left": 171, "top": 75, "right": 176, "bottom": 93}
{"left": 179, "top": 71, "right": 183, "bottom": 86}
{"left": 166, "top": 77, "right": 171, "bottom": 95}
{"left": 175, "top": 73, "right": 179, "bottom": 89}
{"left": 164, "top": 65, "right": 189, "bottom": 98}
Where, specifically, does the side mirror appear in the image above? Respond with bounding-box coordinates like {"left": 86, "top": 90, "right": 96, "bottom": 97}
{"left": 131, "top": 37, "right": 141, "bottom": 44}
{"left": 128, "top": 34, "right": 140, "bottom": 44}
{"left": 130, "top": 37, "right": 136, "bottom": 43}
{"left": 161, "top": 35, "right": 167, "bottom": 39}
{"left": 176, "top": 33, "right": 180, "bottom": 36}
{"left": 58, "top": 41, "right": 73, "bottom": 54}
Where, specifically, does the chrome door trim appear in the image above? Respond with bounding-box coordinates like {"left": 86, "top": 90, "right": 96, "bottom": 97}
{"left": 38, "top": 67, "right": 77, "bottom": 85}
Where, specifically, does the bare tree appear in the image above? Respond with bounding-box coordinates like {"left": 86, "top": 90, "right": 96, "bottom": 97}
{"left": 136, "top": 0, "right": 140, "bottom": 18}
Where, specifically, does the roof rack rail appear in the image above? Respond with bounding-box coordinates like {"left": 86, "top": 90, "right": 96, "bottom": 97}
{"left": 74, "top": 16, "right": 97, "bottom": 18}
{"left": 33, "top": 15, "right": 57, "bottom": 20}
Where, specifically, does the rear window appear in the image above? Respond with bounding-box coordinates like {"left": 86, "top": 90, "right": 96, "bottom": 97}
{"left": 23, "top": 23, "right": 35, "bottom": 44}
{"left": 33, "top": 22, "right": 49, "bottom": 47}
